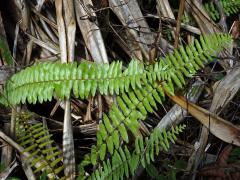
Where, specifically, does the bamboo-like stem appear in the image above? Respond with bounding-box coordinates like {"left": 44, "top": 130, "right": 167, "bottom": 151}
{"left": 55, "top": 0, "right": 76, "bottom": 179}
{"left": 63, "top": 100, "right": 75, "bottom": 179}
{"left": 55, "top": 0, "right": 67, "bottom": 62}
{"left": 63, "top": 0, "right": 76, "bottom": 61}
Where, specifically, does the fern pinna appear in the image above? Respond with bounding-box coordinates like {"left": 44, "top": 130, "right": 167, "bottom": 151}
{"left": 204, "top": 0, "right": 240, "bottom": 21}
{"left": 0, "top": 33, "right": 232, "bottom": 179}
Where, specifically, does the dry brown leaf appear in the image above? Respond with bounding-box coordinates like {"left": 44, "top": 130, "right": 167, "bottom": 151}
{"left": 230, "top": 21, "right": 240, "bottom": 39}
{"left": 199, "top": 164, "right": 240, "bottom": 179}
{"left": 169, "top": 95, "right": 240, "bottom": 146}
{"left": 198, "top": 145, "right": 240, "bottom": 179}
{"left": 217, "top": 145, "right": 232, "bottom": 165}
{"left": 99, "top": 0, "right": 109, "bottom": 8}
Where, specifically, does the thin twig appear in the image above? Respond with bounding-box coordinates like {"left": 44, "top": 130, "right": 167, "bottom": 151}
{"left": 174, "top": 0, "right": 186, "bottom": 48}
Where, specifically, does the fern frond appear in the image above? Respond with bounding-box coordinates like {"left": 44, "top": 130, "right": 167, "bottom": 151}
{"left": 1, "top": 33, "right": 232, "bottom": 179}
{"left": 0, "top": 60, "right": 149, "bottom": 106}
{"left": 2, "top": 33, "right": 230, "bottom": 171}
{"left": 16, "top": 113, "right": 65, "bottom": 179}
{"left": 89, "top": 82, "right": 164, "bottom": 165}
{"left": 88, "top": 125, "right": 186, "bottom": 180}
{"left": 87, "top": 33, "right": 232, "bottom": 164}
{"left": 204, "top": 0, "right": 240, "bottom": 21}
{"left": 0, "top": 33, "right": 232, "bottom": 107}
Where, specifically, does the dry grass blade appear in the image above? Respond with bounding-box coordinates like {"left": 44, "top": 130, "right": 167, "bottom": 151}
{"left": 156, "top": 0, "right": 175, "bottom": 20}
{"left": 26, "top": 33, "right": 59, "bottom": 54}
{"left": 74, "top": 0, "right": 108, "bottom": 63}
{"left": 12, "top": 0, "right": 30, "bottom": 31}
{"left": 55, "top": 0, "right": 76, "bottom": 178}
{"left": 109, "top": 0, "right": 153, "bottom": 60}
{"left": 55, "top": 0, "right": 67, "bottom": 62}
{"left": 211, "top": 67, "right": 240, "bottom": 114}
{"left": 174, "top": 0, "right": 185, "bottom": 48}
{"left": 63, "top": 100, "right": 75, "bottom": 179}
{"left": 157, "top": 80, "right": 204, "bottom": 131}
{"left": 63, "top": 0, "right": 76, "bottom": 61}
{"left": 169, "top": 95, "right": 240, "bottom": 146}
{"left": 185, "top": 0, "right": 220, "bottom": 33}
{"left": 0, "top": 161, "right": 18, "bottom": 180}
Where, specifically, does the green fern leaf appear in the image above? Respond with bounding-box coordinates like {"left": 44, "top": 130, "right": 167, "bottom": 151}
{"left": 100, "top": 144, "right": 107, "bottom": 161}
{"left": 91, "top": 145, "right": 97, "bottom": 165}
{"left": 112, "top": 130, "right": 120, "bottom": 149}
{"left": 15, "top": 113, "right": 65, "bottom": 179}
{"left": 204, "top": 0, "right": 240, "bottom": 21}
{"left": 84, "top": 33, "right": 233, "bottom": 169}
{"left": 88, "top": 125, "right": 186, "bottom": 180}
{"left": 0, "top": 34, "right": 232, "bottom": 106}
{"left": 119, "top": 124, "right": 129, "bottom": 143}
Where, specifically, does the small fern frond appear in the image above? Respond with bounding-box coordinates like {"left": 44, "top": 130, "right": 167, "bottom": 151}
{"left": 88, "top": 125, "right": 186, "bottom": 180}
{"left": 204, "top": 0, "right": 240, "bottom": 21}
{"left": 0, "top": 33, "right": 232, "bottom": 107}
{"left": 16, "top": 113, "right": 65, "bottom": 179}
{"left": 90, "top": 82, "right": 165, "bottom": 165}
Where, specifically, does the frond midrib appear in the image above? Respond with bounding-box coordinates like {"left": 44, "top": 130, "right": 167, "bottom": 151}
{"left": 6, "top": 73, "right": 143, "bottom": 94}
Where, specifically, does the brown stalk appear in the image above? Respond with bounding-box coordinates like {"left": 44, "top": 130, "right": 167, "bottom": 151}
{"left": 174, "top": 0, "right": 185, "bottom": 48}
